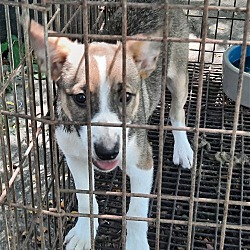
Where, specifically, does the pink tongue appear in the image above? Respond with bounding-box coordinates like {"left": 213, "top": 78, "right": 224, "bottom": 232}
{"left": 95, "top": 159, "right": 118, "bottom": 171}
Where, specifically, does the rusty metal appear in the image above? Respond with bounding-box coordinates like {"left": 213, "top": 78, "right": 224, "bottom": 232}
{"left": 121, "top": 0, "right": 128, "bottom": 248}
{"left": 47, "top": 32, "right": 250, "bottom": 46}
{"left": 82, "top": 0, "right": 96, "bottom": 248}
{"left": 155, "top": 1, "right": 169, "bottom": 249}
{"left": 0, "top": 0, "right": 250, "bottom": 249}
{"left": 187, "top": 0, "right": 209, "bottom": 249}
{"left": 219, "top": 1, "right": 250, "bottom": 249}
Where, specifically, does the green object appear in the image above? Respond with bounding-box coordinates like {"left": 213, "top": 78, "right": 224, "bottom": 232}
{"left": 1, "top": 34, "right": 23, "bottom": 69}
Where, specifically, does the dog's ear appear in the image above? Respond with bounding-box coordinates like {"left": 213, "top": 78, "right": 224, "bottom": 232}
{"left": 127, "top": 30, "right": 162, "bottom": 79}
{"left": 29, "top": 20, "right": 73, "bottom": 80}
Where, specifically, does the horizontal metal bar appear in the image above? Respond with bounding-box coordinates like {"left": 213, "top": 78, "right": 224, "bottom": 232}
{"left": 1, "top": 202, "right": 250, "bottom": 231}
{"left": 2, "top": 110, "right": 250, "bottom": 136}
{"left": 2, "top": 185, "right": 250, "bottom": 209}
{"left": 38, "top": 1, "right": 248, "bottom": 13}
{"left": 0, "top": 1, "right": 49, "bottom": 11}
{"left": 48, "top": 32, "right": 250, "bottom": 46}
{"left": 59, "top": 188, "right": 250, "bottom": 207}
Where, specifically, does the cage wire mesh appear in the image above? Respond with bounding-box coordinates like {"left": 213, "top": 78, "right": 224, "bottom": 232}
{"left": 0, "top": 0, "right": 250, "bottom": 249}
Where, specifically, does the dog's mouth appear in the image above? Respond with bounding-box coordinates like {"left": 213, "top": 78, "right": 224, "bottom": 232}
{"left": 92, "top": 158, "right": 119, "bottom": 172}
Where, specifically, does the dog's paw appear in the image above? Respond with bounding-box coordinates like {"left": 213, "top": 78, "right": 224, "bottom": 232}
{"left": 126, "top": 220, "right": 150, "bottom": 250}
{"left": 64, "top": 218, "right": 98, "bottom": 250}
{"left": 126, "top": 234, "right": 150, "bottom": 250}
{"left": 173, "top": 132, "right": 193, "bottom": 169}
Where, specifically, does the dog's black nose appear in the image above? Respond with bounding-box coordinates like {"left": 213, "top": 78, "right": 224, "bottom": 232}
{"left": 94, "top": 142, "right": 119, "bottom": 161}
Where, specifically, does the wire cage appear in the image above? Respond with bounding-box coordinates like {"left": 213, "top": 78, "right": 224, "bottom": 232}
{"left": 0, "top": 0, "right": 250, "bottom": 249}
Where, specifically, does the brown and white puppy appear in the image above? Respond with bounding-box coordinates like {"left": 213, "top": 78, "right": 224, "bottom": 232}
{"left": 28, "top": 2, "right": 193, "bottom": 249}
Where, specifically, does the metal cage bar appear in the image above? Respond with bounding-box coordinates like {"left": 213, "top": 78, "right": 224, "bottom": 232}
{"left": 0, "top": 0, "right": 250, "bottom": 249}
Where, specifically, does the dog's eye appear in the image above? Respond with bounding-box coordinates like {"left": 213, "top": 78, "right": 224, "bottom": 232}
{"left": 73, "top": 93, "right": 86, "bottom": 107}
{"left": 119, "top": 92, "right": 134, "bottom": 105}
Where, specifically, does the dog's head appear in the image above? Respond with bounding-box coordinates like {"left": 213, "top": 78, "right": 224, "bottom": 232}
{"left": 29, "top": 20, "right": 161, "bottom": 172}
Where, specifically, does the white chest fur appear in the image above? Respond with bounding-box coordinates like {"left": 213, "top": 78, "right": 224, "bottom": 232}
{"left": 55, "top": 126, "right": 86, "bottom": 160}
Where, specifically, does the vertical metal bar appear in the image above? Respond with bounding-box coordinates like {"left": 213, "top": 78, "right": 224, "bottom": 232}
{"left": 42, "top": 8, "right": 64, "bottom": 247}
{"left": 43, "top": 9, "right": 57, "bottom": 245}
{"left": 69, "top": 3, "right": 73, "bottom": 34}
{"left": 191, "top": 67, "right": 211, "bottom": 249}
{"left": 0, "top": 20, "right": 11, "bottom": 249}
{"left": 36, "top": 57, "right": 52, "bottom": 246}
{"left": 9, "top": 5, "right": 30, "bottom": 249}
{"left": 33, "top": 0, "right": 38, "bottom": 21}
{"left": 47, "top": 0, "right": 53, "bottom": 22}
{"left": 228, "top": 0, "right": 238, "bottom": 41}
{"left": 4, "top": 5, "right": 14, "bottom": 72}
{"left": 3, "top": 5, "right": 18, "bottom": 250}
{"left": 30, "top": 6, "right": 62, "bottom": 247}
{"left": 20, "top": 2, "right": 33, "bottom": 247}
{"left": 219, "top": 1, "right": 250, "bottom": 249}
{"left": 23, "top": 3, "right": 39, "bottom": 248}
{"left": 63, "top": 2, "right": 72, "bottom": 207}
{"left": 14, "top": 2, "right": 29, "bottom": 244}
{"left": 82, "top": 1, "right": 95, "bottom": 249}
{"left": 19, "top": 0, "right": 34, "bottom": 247}
{"left": 27, "top": 11, "right": 39, "bottom": 250}
{"left": 54, "top": 3, "right": 62, "bottom": 246}
{"left": 214, "top": 81, "right": 226, "bottom": 249}
{"left": 23, "top": 4, "right": 45, "bottom": 249}
{"left": 155, "top": 1, "right": 169, "bottom": 249}
{"left": 211, "top": 0, "right": 221, "bottom": 63}
{"left": 64, "top": 3, "right": 67, "bottom": 33}
{"left": 0, "top": 204, "right": 10, "bottom": 250}
{"left": 186, "top": 1, "right": 209, "bottom": 249}
{"left": 78, "top": 2, "right": 83, "bottom": 37}
{"left": 166, "top": 167, "right": 182, "bottom": 249}
{"left": 239, "top": 110, "right": 244, "bottom": 249}
{"left": 45, "top": 31, "right": 58, "bottom": 250}
{"left": 121, "top": 0, "right": 127, "bottom": 248}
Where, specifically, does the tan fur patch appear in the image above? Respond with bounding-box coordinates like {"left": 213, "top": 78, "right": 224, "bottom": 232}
{"left": 88, "top": 43, "right": 139, "bottom": 91}
{"left": 60, "top": 93, "right": 73, "bottom": 121}
{"left": 89, "top": 43, "right": 123, "bottom": 83}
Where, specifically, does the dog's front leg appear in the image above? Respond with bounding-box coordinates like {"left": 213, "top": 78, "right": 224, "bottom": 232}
{"left": 64, "top": 156, "right": 99, "bottom": 250}
{"left": 126, "top": 163, "right": 153, "bottom": 250}
{"left": 168, "top": 71, "right": 193, "bottom": 169}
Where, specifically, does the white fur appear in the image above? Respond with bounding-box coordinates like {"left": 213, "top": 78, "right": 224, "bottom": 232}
{"left": 60, "top": 54, "right": 155, "bottom": 250}
{"left": 63, "top": 156, "right": 99, "bottom": 250}
{"left": 55, "top": 127, "right": 86, "bottom": 158}
{"left": 167, "top": 63, "right": 193, "bottom": 169}
{"left": 59, "top": 50, "right": 192, "bottom": 249}
{"left": 90, "top": 56, "right": 123, "bottom": 157}
{"left": 93, "top": 55, "right": 109, "bottom": 113}
{"left": 58, "top": 127, "right": 153, "bottom": 250}
{"left": 56, "top": 127, "right": 98, "bottom": 250}
{"left": 171, "top": 120, "right": 193, "bottom": 169}
{"left": 30, "top": 18, "right": 192, "bottom": 250}
{"left": 125, "top": 135, "right": 153, "bottom": 250}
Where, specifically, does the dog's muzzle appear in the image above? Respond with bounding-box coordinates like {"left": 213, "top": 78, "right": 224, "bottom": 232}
{"left": 93, "top": 141, "right": 120, "bottom": 171}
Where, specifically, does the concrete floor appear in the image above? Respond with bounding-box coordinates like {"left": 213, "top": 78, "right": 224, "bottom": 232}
{"left": 185, "top": 0, "right": 249, "bottom": 63}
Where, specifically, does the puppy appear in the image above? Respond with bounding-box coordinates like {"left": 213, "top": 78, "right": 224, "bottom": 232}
{"left": 28, "top": 1, "right": 193, "bottom": 249}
